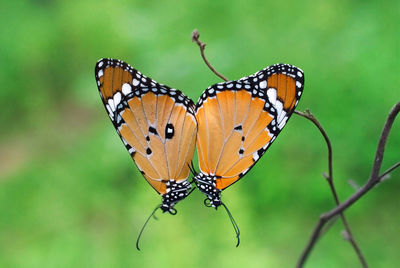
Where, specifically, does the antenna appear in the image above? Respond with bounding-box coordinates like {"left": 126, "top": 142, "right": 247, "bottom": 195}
{"left": 136, "top": 205, "right": 160, "bottom": 251}
{"left": 221, "top": 202, "right": 241, "bottom": 247}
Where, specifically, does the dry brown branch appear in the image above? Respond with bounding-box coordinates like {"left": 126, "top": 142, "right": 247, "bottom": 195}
{"left": 297, "top": 102, "right": 400, "bottom": 267}
{"left": 191, "top": 29, "right": 229, "bottom": 82}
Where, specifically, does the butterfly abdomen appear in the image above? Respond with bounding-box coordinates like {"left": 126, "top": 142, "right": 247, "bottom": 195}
{"left": 194, "top": 173, "right": 222, "bottom": 208}
{"left": 161, "top": 180, "right": 193, "bottom": 213}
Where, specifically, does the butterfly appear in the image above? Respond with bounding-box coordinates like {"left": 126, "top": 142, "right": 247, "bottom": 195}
{"left": 193, "top": 64, "right": 304, "bottom": 206}
{"left": 94, "top": 58, "right": 197, "bottom": 224}
{"left": 95, "top": 58, "right": 304, "bottom": 248}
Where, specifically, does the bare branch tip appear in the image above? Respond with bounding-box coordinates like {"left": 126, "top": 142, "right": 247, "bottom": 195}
{"left": 341, "top": 230, "right": 351, "bottom": 241}
{"left": 348, "top": 179, "right": 361, "bottom": 191}
{"left": 191, "top": 29, "right": 200, "bottom": 42}
{"left": 380, "top": 174, "right": 391, "bottom": 182}
{"left": 191, "top": 29, "right": 228, "bottom": 82}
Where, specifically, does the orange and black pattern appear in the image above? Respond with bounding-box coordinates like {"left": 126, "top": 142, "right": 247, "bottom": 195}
{"left": 193, "top": 64, "right": 304, "bottom": 207}
{"left": 95, "top": 58, "right": 197, "bottom": 213}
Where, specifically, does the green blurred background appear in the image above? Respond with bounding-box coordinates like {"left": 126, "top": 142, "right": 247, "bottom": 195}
{"left": 1, "top": 0, "right": 399, "bottom": 267}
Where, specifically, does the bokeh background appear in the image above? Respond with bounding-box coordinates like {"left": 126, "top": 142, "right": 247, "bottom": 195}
{"left": 1, "top": 0, "right": 399, "bottom": 267}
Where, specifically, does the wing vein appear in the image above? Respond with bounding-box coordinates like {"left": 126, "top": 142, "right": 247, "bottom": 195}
{"left": 212, "top": 93, "right": 226, "bottom": 174}
{"left": 163, "top": 97, "right": 176, "bottom": 180}
{"left": 174, "top": 107, "right": 187, "bottom": 180}
{"left": 140, "top": 94, "right": 165, "bottom": 180}
{"left": 176, "top": 116, "right": 197, "bottom": 179}
{"left": 203, "top": 104, "right": 211, "bottom": 174}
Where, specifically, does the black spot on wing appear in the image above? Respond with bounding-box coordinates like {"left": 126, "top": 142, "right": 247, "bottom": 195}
{"left": 234, "top": 125, "right": 242, "bottom": 131}
{"left": 165, "top": 123, "right": 174, "bottom": 139}
{"left": 149, "top": 126, "right": 158, "bottom": 136}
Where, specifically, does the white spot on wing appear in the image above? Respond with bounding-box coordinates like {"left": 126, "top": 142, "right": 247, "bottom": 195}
{"left": 278, "top": 109, "right": 286, "bottom": 123}
{"left": 98, "top": 69, "right": 103, "bottom": 77}
{"left": 122, "top": 83, "right": 132, "bottom": 95}
{"left": 266, "top": 88, "right": 277, "bottom": 104}
{"left": 275, "top": 100, "right": 283, "bottom": 119}
{"left": 108, "top": 99, "right": 115, "bottom": 111}
{"left": 278, "top": 116, "right": 288, "bottom": 129}
{"left": 253, "top": 152, "right": 260, "bottom": 161}
{"left": 296, "top": 81, "right": 302, "bottom": 88}
{"left": 132, "top": 79, "right": 140, "bottom": 86}
{"left": 113, "top": 92, "right": 122, "bottom": 107}
{"left": 297, "top": 71, "right": 303, "bottom": 77}
{"left": 259, "top": 80, "right": 267, "bottom": 89}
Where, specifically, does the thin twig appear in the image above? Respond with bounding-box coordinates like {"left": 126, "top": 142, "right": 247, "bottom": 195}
{"left": 294, "top": 110, "right": 368, "bottom": 267}
{"left": 191, "top": 29, "right": 229, "bottom": 82}
{"left": 378, "top": 162, "right": 400, "bottom": 180}
{"left": 297, "top": 102, "right": 400, "bottom": 267}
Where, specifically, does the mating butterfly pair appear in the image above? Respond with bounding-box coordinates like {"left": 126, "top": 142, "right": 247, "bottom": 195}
{"left": 95, "top": 58, "right": 304, "bottom": 247}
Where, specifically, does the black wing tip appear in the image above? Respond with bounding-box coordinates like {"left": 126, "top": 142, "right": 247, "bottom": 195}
{"left": 95, "top": 58, "right": 133, "bottom": 70}
{"left": 95, "top": 58, "right": 107, "bottom": 69}
{"left": 264, "top": 63, "right": 304, "bottom": 75}
{"left": 262, "top": 63, "right": 305, "bottom": 90}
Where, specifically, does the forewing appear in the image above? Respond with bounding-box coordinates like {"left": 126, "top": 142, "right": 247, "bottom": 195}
{"left": 95, "top": 58, "right": 197, "bottom": 195}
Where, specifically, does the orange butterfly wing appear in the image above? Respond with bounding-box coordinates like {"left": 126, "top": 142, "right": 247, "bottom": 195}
{"left": 95, "top": 58, "right": 197, "bottom": 212}
{"left": 195, "top": 64, "right": 304, "bottom": 195}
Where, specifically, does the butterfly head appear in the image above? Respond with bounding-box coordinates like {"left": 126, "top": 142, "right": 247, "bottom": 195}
{"left": 193, "top": 173, "right": 222, "bottom": 209}
{"left": 160, "top": 180, "right": 193, "bottom": 214}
